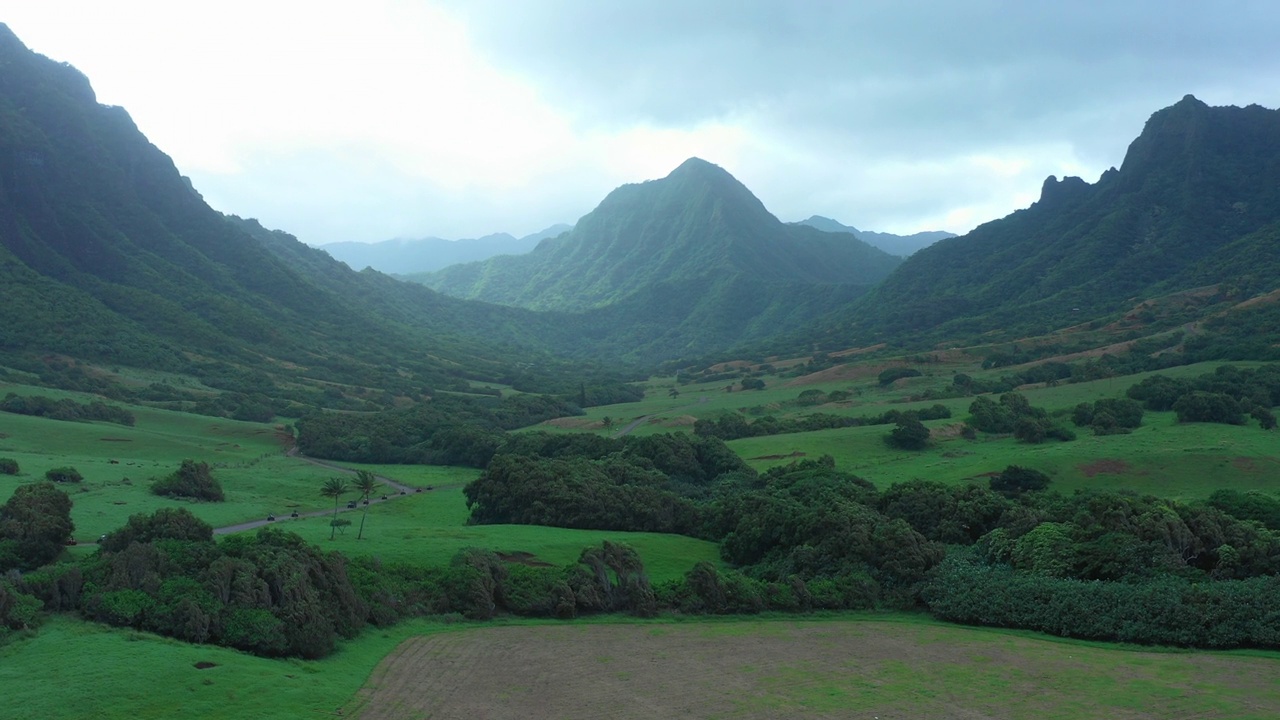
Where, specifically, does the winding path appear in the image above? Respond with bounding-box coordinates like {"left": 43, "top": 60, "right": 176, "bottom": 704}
{"left": 211, "top": 448, "right": 428, "bottom": 535}
{"left": 611, "top": 395, "right": 709, "bottom": 438}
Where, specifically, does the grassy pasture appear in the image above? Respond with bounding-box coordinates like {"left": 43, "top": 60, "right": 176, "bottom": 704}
{"left": 558, "top": 361, "right": 1280, "bottom": 500}
{"left": 7, "top": 614, "right": 1278, "bottom": 720}
{"left": 276, "top": 482, "right": 721, "bottom": 584}
{"left": 356, "top": 617, "right": 1280, "bottom": 720}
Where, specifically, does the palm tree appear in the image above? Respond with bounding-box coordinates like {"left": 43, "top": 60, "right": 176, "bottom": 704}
{"left": 353, "top": 470, "right": 379, "bottom": 540}
{"left": 320, "top": 477, "right": 348, "bottom": 540}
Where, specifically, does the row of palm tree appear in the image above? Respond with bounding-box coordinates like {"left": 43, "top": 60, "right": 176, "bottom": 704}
{"left": 319, "top": 470, "right": 380, "bottom": 540}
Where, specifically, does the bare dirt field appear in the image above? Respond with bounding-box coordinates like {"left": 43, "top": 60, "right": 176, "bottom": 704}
{"left": 349, "top": 620, "right": 1280, "bottom": 720}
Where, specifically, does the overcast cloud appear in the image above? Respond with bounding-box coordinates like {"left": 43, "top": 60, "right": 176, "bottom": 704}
{"left": 5, "top": 1, "right": 1279, "bottom": 245}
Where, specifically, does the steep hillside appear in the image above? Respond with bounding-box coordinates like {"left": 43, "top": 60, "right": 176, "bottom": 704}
{"left": 419, "top": 158, "right": 901, "bottom": 311}
{"left": 321, "top": 224, "right": 571, "bottom": 274}
{"left": 0, "top": 24, "right": 576, "bottom": 395}
{"left": 795, "top": 215, "right": 954, "bottom": 256}
{"left": 817, "top": 96, "right": 1280, "bottom": 349}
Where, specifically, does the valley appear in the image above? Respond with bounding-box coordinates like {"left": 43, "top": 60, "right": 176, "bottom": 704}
{"left": 2, "top": 17, "right": 1280, "bottom": 720}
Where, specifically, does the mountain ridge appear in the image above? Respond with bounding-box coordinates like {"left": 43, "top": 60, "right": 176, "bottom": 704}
{"left": 793, "top": 215, "right": 955, "bottom": 256}
{"left": 320, "top": 224, "right": 572, "bottom": 275}
{"left": 417, "top": 157, "right": 902, "bottom": 311}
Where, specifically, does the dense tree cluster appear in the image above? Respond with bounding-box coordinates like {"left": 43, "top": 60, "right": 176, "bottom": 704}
{"left": 150, "top": 460, "right": 225, "bottom": 502}
{"left": 1127, "top": 364, "right": 1280, "bottom": 427}
{"left": 0, "top": 392, "right": 135, "bottom": 426}
{"left": 0, "top": 482, "right": 74, "bottom": 572}
{"left": 296, "top": 393, "right": 581, "bottom": 467}
{"left": 967, "top": 393, "right": 1075, "bottom": 443}
{"left": 694, "top": 404, "right": 951, "bottom": 441}
{"left": 1071, "top": 398, "right": 1145, "bottom": 435}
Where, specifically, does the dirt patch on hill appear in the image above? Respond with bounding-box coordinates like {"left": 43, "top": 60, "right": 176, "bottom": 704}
{"left": 99, "top": 437, "right": 132, "bottom": 442}
{"left": 350, "top": 621, "right": 1280, "bottom": 720}
{"left": 495, "top": 551, "right": 553, "bottom": 568}
{"left": 540, "top": 417, "right": 595, "bottom": 429}
{"left": 786, "top": 361, "right": 901, "bottom": 387}
{"left": 1079, "top": 459, "right": 1131, "bottom": 477}
{"left": 660, "top": 415, "right": 697, "bottom": 428}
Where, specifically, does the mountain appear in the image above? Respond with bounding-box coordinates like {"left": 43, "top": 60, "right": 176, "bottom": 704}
{"left": 811, "top": 96, "right": 1280, "bottom": 349}
{"left": 417, "top": 158, "right": 901, "bottom": 311}
{"left": 794, "top": 216, "right": 954, "bottom": 256}
{"left": 0, "top": 24, "right": 596, "bottom": 399}
{"left": 321, "top": 224, "right": 571, "bottom": 274}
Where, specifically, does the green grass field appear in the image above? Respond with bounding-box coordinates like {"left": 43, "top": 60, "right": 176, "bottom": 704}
{"left": 6, "top": 613, "right": 1278, "bottom": 720}
{"left": 556, "top": 362, "right": 1280, "bottom": 500}
{"left": 276, "top": 483, "right": 721, "bottom": 584}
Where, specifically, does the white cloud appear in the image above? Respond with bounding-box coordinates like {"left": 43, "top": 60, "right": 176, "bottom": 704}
{"left": 5, "top": 1, "right": 1279, "bottom": 244}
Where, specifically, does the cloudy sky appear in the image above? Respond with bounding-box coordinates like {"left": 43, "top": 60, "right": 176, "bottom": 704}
{"left": 6, "top": 1, "right": 1279, "bottom": 245}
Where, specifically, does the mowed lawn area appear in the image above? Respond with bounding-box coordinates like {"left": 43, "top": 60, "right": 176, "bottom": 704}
{"left": 350, "top": 618, "right": 1280, "bottom": 720}
{"left": 6, "top": 615, "right": 1279, "bottom": 720}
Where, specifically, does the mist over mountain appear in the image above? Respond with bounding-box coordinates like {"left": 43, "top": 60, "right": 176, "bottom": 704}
{"left": 794, "top": 216, "right": 955, "bottom": 257}
{"left": 321, "top": 224, "right": 571, "bottom": 274}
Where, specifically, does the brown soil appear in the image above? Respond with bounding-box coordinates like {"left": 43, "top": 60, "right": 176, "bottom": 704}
{"left": 193, "top": 661, "right": 217, "bottom": 670}
{"left": 1078, "top": 459, "right": 1131, "bottom": 477}
{"left": 660, "top": 415, "right": 697, "bottom": 428}
{"left": 786, "top": 361, "right": 901, "bottom": 387}
{"left": 99, "top": 437, "right": 132, "bottom": 442}
{"left": 350, "top": 622, "right": 1280, "bottom": 720}
{"left": 495, "top": 551, "right": 554, "bottom": 568}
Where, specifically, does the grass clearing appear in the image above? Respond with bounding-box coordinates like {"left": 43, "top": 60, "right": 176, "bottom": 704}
{"left": 352, "top": 617, "right": 1280, "bottom": 720}
{"left": 281, "top": 484, "right": 720, "bottom": 583}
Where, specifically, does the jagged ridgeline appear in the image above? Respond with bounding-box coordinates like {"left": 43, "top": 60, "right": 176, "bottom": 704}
{"left": 810, "top": 95, "right": 1280, "bottom": 350}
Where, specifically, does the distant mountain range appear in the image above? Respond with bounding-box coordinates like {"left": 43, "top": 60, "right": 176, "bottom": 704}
{"left": 3, "top": 15, "right": 1278, "bottom": 391}
{"left": 793, "top": 216, "right": 955, "bottom": 256}
{"left": 320, "top": 224, "right": 572, "bottom": 275}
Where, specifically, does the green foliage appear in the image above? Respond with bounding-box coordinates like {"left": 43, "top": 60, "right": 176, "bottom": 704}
{"left": 926, "top": 552, "right": 1280, "bottom": 649}
{"left": 885, "top": 417, "right": 930, "bottom": 450}
{"left": 967, "top": 393, "right": 1074, "bottom": 443}
{"left": 739, "top": 377, "right": 766, "bottom": 391}
{"left": 44, "top": 466, "right": 83, "bottom": 483}
{"left": 296, "top": 393, "right": 580, "bottom": 467}
{"left": 878, "top": 367, "right": 923, "bottom": 386}
{"left": 0, "top": 458, "right": 18, "bottom": 475}
{"left": 989, "top": 466, "right": 1052, "bottom": 497}
{"left": 0, "top": 481, "right": 74, "bottom": 571}
{"left": 149, "top": 459, "right": 224, "bottom": 502}
{"left": 1173, "top": 391, "right": 1245, "bottom": 424}
{"left": 99, "top": 507, "right": 213, "bottom": 553}
{"left": 0, "top": 392, "right": 135, "bottom": 426}
{"left": 1071, "top": 398, "right": 1144, "bottom": 435}
{"left": 695, "top": 404, "right": 950, "bottom": 441}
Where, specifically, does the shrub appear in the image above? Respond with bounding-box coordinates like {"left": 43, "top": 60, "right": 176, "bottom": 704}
{"left": 990, "top": 465, "right": 1051, "bottom": 497}
{"left": 151, "top": 460, "right": 224, "bottom": 501}
{"left": 44, "top": 467, "right": 83, "bottom": 483}
{"left": 885, "top": 417, "right": 930, "bottom": 450}
{"left": 0, "top": 458, "right": 18, "bottom": 475}
{"left": 878, "top": 367, "right": 922, "bottom": 386}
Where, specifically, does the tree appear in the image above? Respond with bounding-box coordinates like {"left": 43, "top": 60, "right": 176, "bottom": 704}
{"left": 989, "top": 465, "right": 1051, "bottom": 497}
{"left": 885, "top": 418, "right": 930, "bottom": 450}
{"left": 0, "top": 482, "right": 74, "bottom": 571}
{"left": 601, "top": 416, "right": 614, "bottom": 431}
{"left": 352, "top": 470, "right": 379, "bottom": 540}
{"left": 0, "top": 458, "right": 18, "bottom": 475}
{"left": 45, "top": 466, "right": 83, "bottom": 483}
{"left": 320, "top": 477, "right": 349, "bottom": 540}
{"left": 151, "top": 459, "right": 224, "bottom": 501}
